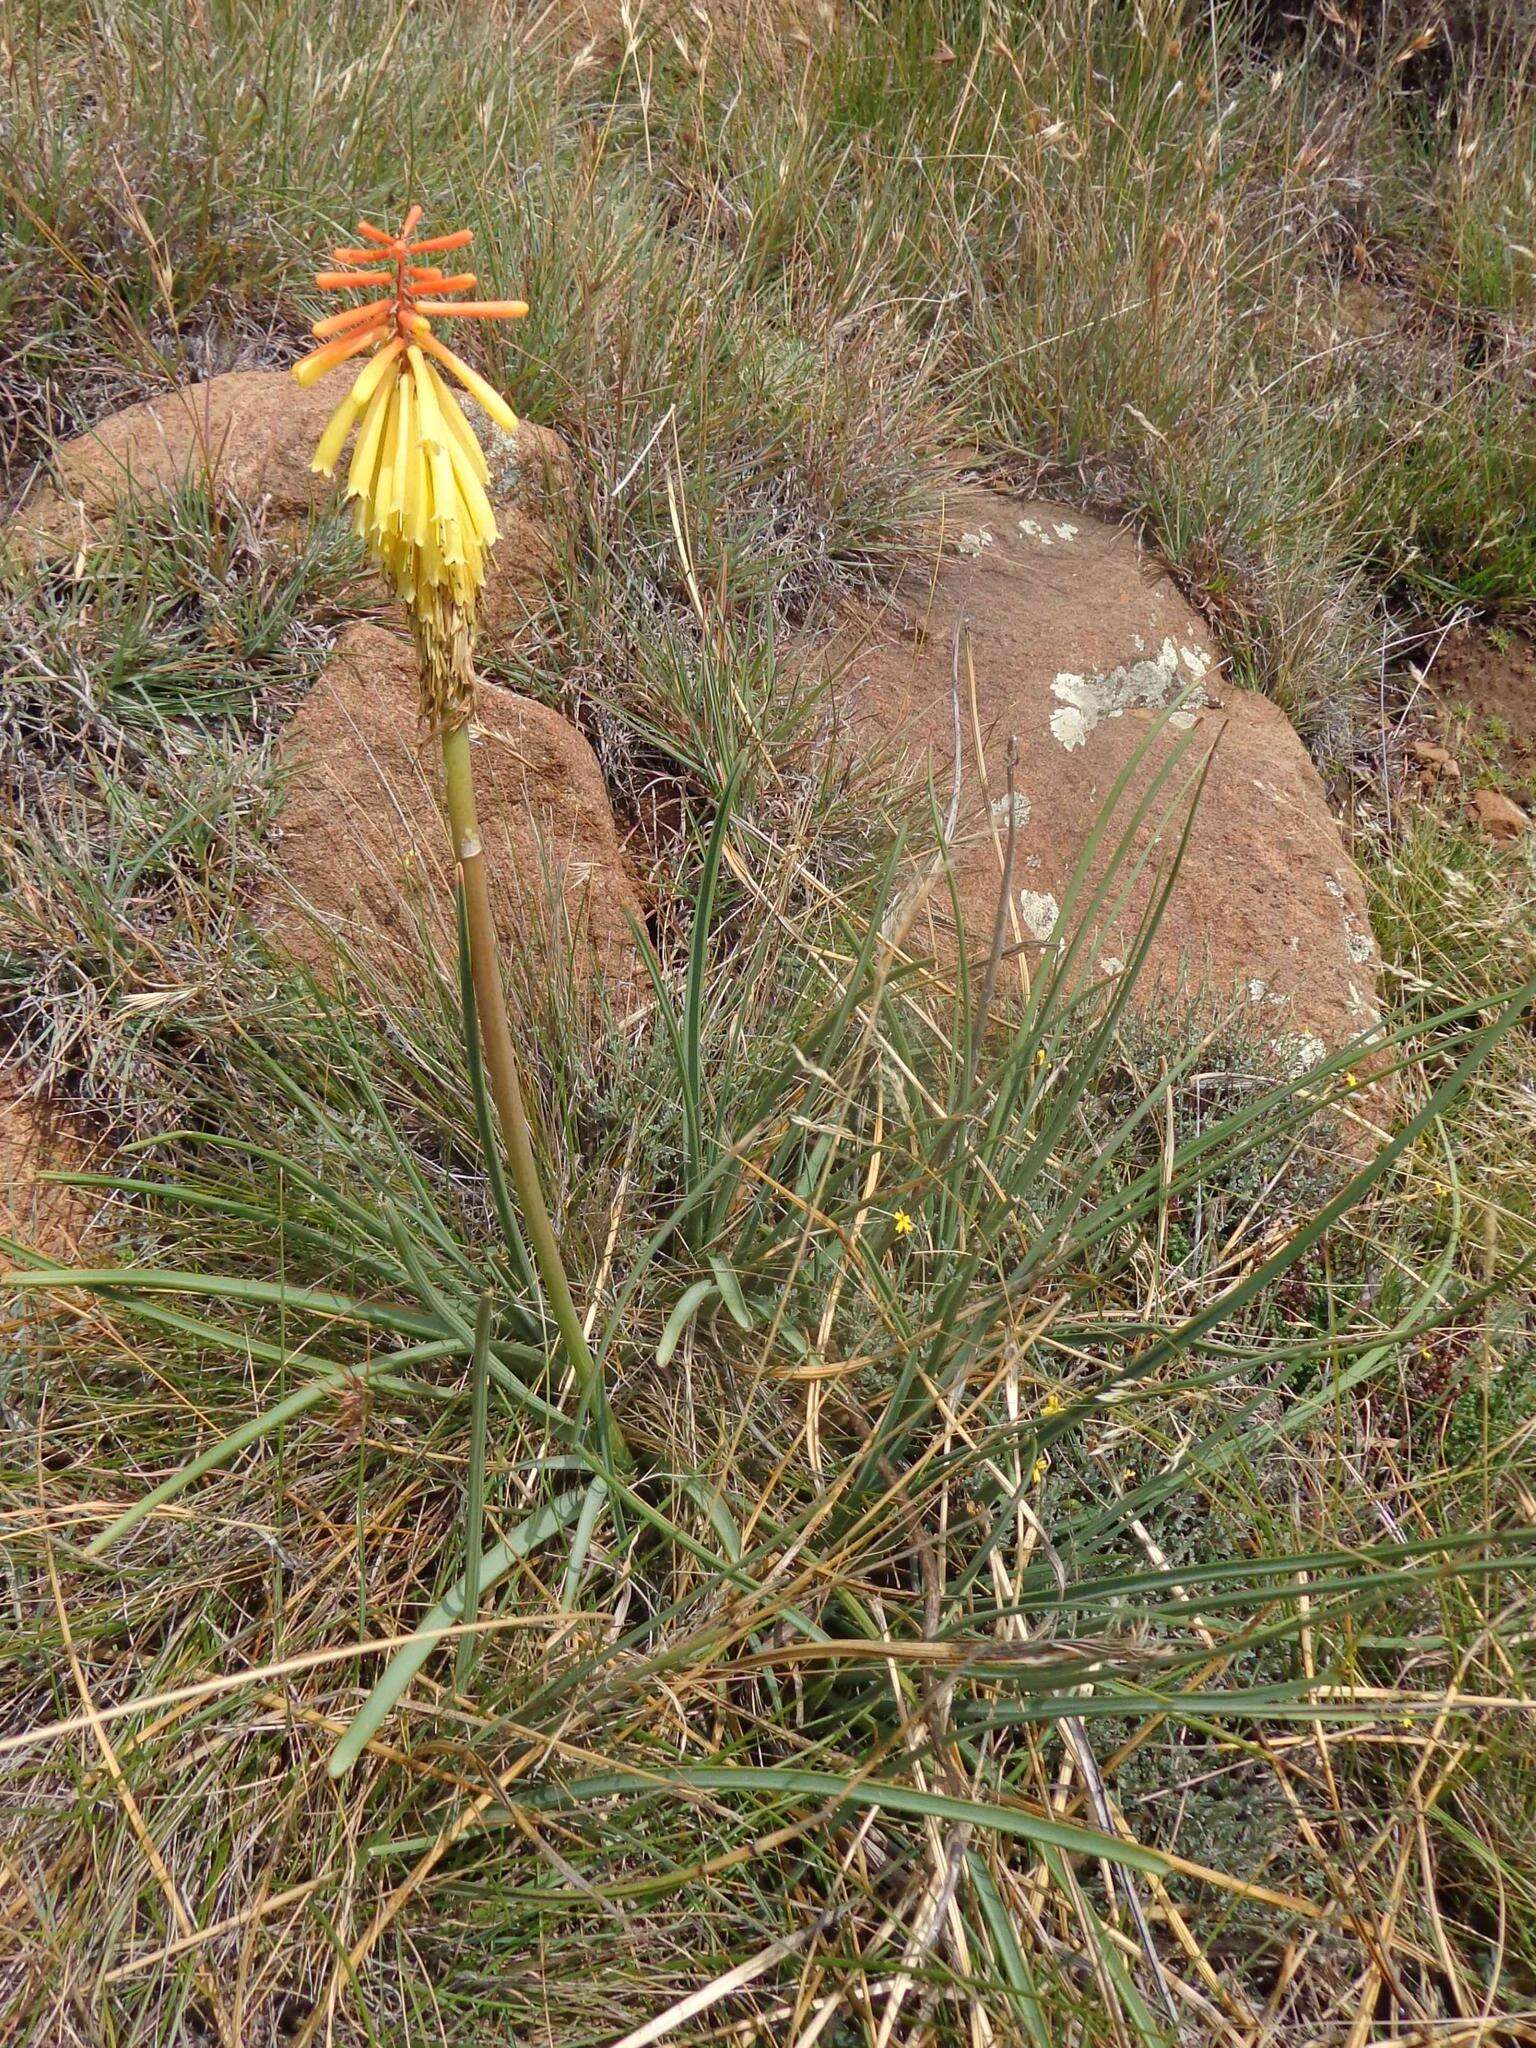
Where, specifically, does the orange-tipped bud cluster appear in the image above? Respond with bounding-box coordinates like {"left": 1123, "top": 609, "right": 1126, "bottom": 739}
{"left": 294, "top": 206, "right": 531, "bottom": 721}
{"left": 292, "top": 204, "right": 528, "bottom": 396}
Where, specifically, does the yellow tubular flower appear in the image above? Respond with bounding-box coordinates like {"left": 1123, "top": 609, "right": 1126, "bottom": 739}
{"left": 433, "top": 371, "right": 492, "bottom": 485}
{"left": 293, "top": 206, "right": 529, "bottom": 723}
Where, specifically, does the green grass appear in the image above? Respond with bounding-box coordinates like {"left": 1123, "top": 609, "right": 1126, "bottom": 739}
{"left": 0, "top": 487, "right": 367, "bottom": 1125}
{"left": 3, "top": 1, "right": 1536, "bottom": 2043}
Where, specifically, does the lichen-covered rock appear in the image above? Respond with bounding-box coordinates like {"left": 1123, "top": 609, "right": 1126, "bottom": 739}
{"left": 801, "top": 487, "right": 1381, "bottom": 1059}
{"left": 262, "top": 624, "right": 642, "bottom": 1005}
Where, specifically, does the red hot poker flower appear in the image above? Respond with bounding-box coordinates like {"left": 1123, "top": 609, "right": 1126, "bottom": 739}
{"left": 293, "top": 205, "right": 532, "bottom": 718}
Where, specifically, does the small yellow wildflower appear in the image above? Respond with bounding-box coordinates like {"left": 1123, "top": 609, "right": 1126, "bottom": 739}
{"left": 1040, "top": 1392, "right": 1065, "bottom": 1417}
{"left": 892, "top": 1209, "right": 914, "bottom": 1238}
{"left": 1031, "top": 1455, "right": 1050, "bottom": 1485}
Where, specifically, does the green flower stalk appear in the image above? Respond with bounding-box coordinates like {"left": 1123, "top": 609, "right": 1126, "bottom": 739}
{"left": 294, "top": 205, "right": 609, "bottom": 1439}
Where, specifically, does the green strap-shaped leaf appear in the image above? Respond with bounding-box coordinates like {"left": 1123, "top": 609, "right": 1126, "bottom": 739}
{"left": 656, "top": 1278, "right": 718, "bottom": 1368}
{"left": 508, "top": 1761, "right": 1167, "bottom": 1873}
{"left": 329, "top": 1488, "right": 589, "bottom": 1779}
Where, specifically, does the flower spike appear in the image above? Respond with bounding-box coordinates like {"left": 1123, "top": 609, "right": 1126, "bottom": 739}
{"left": 293, "top": 203, "right": 528, "bottom": 724}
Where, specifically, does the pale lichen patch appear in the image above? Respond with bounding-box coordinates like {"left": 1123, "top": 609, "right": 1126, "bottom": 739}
{"left": 1277, "top": 1031, "right": 1329, "bottom": 1076}
{"left": 990, "top": 789, "right": 1033, "bottom": 829}
{"left": 1323, "top": 872, "right": 1376, "bottom": 969}
{"left": 1048, "top": 636, "right": 1211, "bottom": 751}
{"left": 1017, "top": 518, "right": 1055, "bottom": 547}
{"left": 1018, "top": 888, "right": 1061, "bottom": 942}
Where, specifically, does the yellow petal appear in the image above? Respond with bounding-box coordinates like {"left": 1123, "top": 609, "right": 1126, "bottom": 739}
{"left": 311, "top": 388, "right": 364, "bottom": 477}
{"left": 445, "top": 433, "right": 497, "bottom": 548}
{"left": 347, "top": 370, "right": 396, "bottom": 504}
{"left": 430, "top": 365, "right": 491, "bottom": 485}
{"left": 418, "top": 336, "right": 518, "bottom": 436}
{"left": 405, "top": 437, "right": 429, "bottom": 551}
{"left": 406, "top": 346, "right": 442, "bottom": 438}
{"left": 419, "top": 476, "right": 442, "bottom": 586}
{"left": 292, "top": 326, "right": 384, "bottom": 387}
{"left": 431, "top": 443, "right": 459, "bottom": 535}
{"left": 388, "top": 373, "right": 414, "bottom": 526}
{"left": 407, "top": 349, "right": 461, "bottom": 547}
{"left": 349, "top": 335, "right": 405, "bottom": 407}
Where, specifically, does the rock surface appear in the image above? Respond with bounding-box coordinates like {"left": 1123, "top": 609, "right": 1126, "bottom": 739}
{"left": 13, "top": 370, "right": 345, "bottom": 544}
{"left": 803, "top": 487, "right": 1381, "bottom": 1057}
{"left": 0, "top": 1088, "right": 96, "bottom": 1263}
{"left": 1469, "top": 786, "right": 1529, "bottom": 841}
{"left": 1428, "top": 624, "right": 1536, "bottom": 805}
{"left": 263, "top": 624, "right": 643, "bottom": 1003}
{"left": 12, "top": 369, "right": 573, "bottom": 645}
